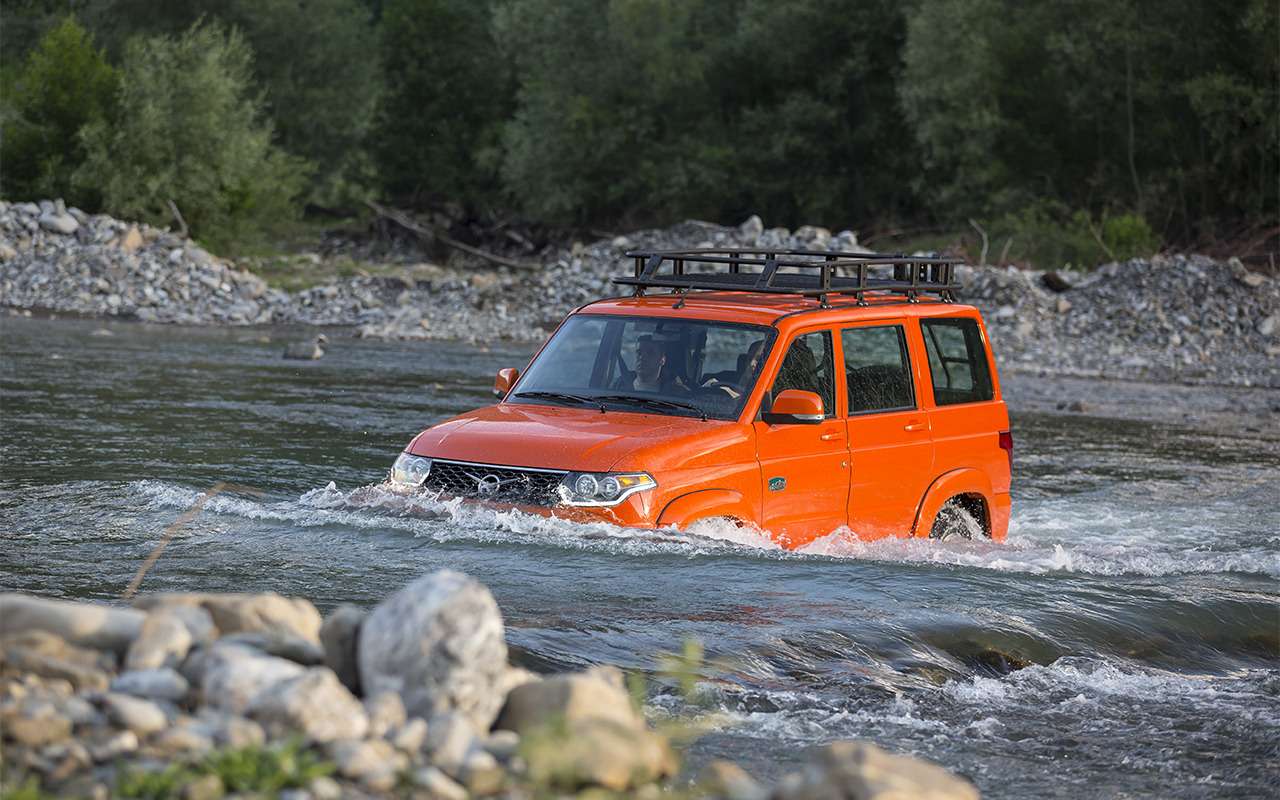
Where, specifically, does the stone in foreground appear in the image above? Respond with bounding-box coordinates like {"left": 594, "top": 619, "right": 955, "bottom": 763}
{"left": 358, "top": 570, "right": 507, "bottom": 731}
{"left": 0, "top": 594, "right": 144, "bottom": 654}
{"left": 773, "top": 741, "right": 979, "bottom": 800}
{"left": 249, "top": 666, "right": 369, "bottom": 742}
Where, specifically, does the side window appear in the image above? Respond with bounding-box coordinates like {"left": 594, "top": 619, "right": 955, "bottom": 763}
{"left": 921, "top": 318, "right": 994, "bottom": 405}
{"left": 842, "top": 325, "right": 915, "bottom": 414}
{"left": 769, "top": 331, "right": 835, "bottom": 416}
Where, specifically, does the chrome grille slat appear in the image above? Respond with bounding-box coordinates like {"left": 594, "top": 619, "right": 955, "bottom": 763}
{"left": 422, "top": 459, "right": 566, "bottom": 506}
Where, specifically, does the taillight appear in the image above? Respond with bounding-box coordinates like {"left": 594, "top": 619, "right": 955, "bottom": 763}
{"left": 998, "top": 430, "right": 1014, "bottom": 471}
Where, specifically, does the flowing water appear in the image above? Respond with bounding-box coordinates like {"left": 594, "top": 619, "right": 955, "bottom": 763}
{"left": 2, "top": 315, "right": 1278, "bottom": 798}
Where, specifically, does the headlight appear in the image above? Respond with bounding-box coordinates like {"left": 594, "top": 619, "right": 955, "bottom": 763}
{"left": 557, "top": 471, "right": 656, "bottom": 507}
{"left": 390, "top": 453, "right": 432, "bottom": 487}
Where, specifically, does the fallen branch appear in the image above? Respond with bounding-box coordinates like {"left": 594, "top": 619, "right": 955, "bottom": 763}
{"left": 167, "top": 199, "right": 189, "bottom": 238}
{"left": 968, "top": 218, "right": 989, "bottom": 266}
{"left": 366, "top": 200, "right": 539, "bottom": 271}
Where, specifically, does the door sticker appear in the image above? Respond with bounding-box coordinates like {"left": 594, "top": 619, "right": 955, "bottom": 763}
{"left": 768, "top": 476, "right": 786, "bottom": 492}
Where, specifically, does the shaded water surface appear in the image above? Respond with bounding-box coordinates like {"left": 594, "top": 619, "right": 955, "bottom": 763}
{"left": 2, "top": 316, "right": 1277, "bottom": 798}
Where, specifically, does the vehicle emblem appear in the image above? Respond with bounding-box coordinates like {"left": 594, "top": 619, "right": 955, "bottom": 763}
{"left": 768, "top": 477, "right": 786, "bottom": 492}
{"left": 476, "top": 474, "right": 503, "bottom": 496}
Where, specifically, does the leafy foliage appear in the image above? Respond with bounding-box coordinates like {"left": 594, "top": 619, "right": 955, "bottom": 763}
{"left": 75, "top": 21, "right": 309, "bottom": 251}
{"left": 0, "top": 16, "right": 118, "bottom": 205}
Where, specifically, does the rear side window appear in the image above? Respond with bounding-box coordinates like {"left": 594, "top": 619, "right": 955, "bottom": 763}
{"left": 921, "top": 318, "right": 993, "bottom": 405}
{"left": 770, "top": 330, "right": 836, "bottom": 416}
{"left": 842, "top": 325, "right": 915, "bottom": 414}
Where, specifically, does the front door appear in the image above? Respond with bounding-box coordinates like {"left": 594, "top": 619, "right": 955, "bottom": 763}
{"left": 841, "top": 322, "right": 935, "bottom": 539}
{"left": 755, "top": 329, "right": 849, "bottom": 548}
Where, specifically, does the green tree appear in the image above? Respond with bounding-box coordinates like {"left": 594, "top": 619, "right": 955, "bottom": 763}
{"left": 75, "top": 21, "right": 309, "bottom": 250}
{"left": 1, "top": 16, "right": 118, "bottom": 205}
{"left": 374, "top": 0, "right": 512, "bottom": 206}
{"left": 82, "top": 0, "right": 382, "bottom": 206}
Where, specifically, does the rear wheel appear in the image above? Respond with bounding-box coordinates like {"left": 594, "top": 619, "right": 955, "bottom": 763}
{"left": 930, "top": 500, "right": 985, "bottom": 541}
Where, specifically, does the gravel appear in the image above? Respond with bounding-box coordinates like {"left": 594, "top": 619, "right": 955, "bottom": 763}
{"left": 2, "top": 201, "right": 1276, "bottom": 387}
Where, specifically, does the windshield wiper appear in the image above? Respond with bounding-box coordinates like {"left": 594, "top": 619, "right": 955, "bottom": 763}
{"left": 594, "top": 394, "right": 708, "bottom": 421}
{"left": 513, "top": 391, "right": 604, "bottom": 411}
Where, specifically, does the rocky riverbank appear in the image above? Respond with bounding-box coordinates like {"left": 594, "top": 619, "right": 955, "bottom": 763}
{"left": 0, "top": 571, "right": 978, "bottom": 799}
{"left": 2, "top": 200, "right": 1276, "bottom": 387}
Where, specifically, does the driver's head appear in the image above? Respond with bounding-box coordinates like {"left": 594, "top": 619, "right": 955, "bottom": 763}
{"left": 636, "top": 335, "right": 666, "bottom": 381}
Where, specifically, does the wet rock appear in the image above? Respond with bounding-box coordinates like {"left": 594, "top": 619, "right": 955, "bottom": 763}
{"left": 111, "top": 667, "right": 190, "bottom": 703}
{"left": 358, "top": 570, "right": 507, "bottom": 731}
{"left": 249, "top": 666, "right": 368, "bottom": 742}
{"left": 699, "top": 759, "right": 768, "bottom": 800}
{"left": 0, "top": 594, "right": 144, "bottom": 654}
{"left": 773, "top": 740, "right": 978, "bottom": 800}
{"left": 319, "top": 603, "right": 363, "bottom": 694}
{"left": 195, "top": 641, "right": 305, "bottom": 714}
{"left": 496, "top": 666, "right": 642, "bottom": 734}
{"left": 135, "top": 592, "right": 322, "bottom": 643}
{"left": 100, "top": 692, "right": 169, "bottom": 736}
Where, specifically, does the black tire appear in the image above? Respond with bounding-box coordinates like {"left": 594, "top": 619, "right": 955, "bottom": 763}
{"left": 930, "top": 501, "right": 984, "bottom": 541}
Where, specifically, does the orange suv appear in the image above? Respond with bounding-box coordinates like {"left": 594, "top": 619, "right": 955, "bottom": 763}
{"left": 389, "top": 249, "right": 1012, "bottom": 548}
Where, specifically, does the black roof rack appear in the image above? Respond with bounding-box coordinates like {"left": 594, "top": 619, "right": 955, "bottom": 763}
{"left": 615, "top": 248, "right": 962, "bottom": 307}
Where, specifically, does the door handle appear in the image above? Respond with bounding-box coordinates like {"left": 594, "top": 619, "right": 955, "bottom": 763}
{"left": 904, "top": 421, "right": 927, "bottom": 432}
{"left": 820, "top": 432, "right": 843, "bottom": 441}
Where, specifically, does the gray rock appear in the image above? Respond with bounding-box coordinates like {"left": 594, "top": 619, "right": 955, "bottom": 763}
{"left": 0, "top": 630, "right": 112, "bottom": 691}
{"left": 365, "top": 689, "right": 406, "bottom": 739}
{"left": 496, "top": 666, "right": 642, "bottom": 735}
{"left": 481, "top": 730, "right": 520, "bottom": 762}
{"left": 194, "top": 708, "right": 265, "bottom": 748}
{"left": 390, "top": 717, "right": 428, "bottom": 754}
{"left": 197, "top": 641, "right": 305, "bottom": 714}
{"left": 134, "top": 591, "right": 323, "bottom": 643}
{"left": 309, "top": 776, "right": 343, "bottom": 800}
{"left": 151, "top": 724, "right": 215, "bottom": 755}
{"left": 328, "top": 738, "right": 407, "bottom": 791}
{"left": 1258, "top": 314, "right": 1277, "bottom": 337}
{"left": 86, "top": 729, "right": 139, "bottom": 762}
{"left": 126, "top": 605, "right": 214, "bottom": 671}
{"left": 38, "top": 212, "right": 78, "bottom": 234}
{"left": 772, "top": 740, "right": 978, "bottom": 800}
{"left": 410, "top": 766, "right": 468, "bottom": 800}
{"left": 100, "top": 692, "right": 169, "bottom": 736}
{"left": 319, "top": 603, "right": 363, "bottom": 694}
{"left": 2, "top": 697, "right": 72, "bottom": 745}
{"left": 358, "top": 570, "right": 507, "bottom": 731}
{"left": 249, "top": 667, "right": 368, "bottom": 742}
{"left": 0, "top": 594, "right": 144, "bottom": 654}
{"left": 111, "top": 667, "right": 190, "bottom": 703}
{"left": 738, "top": 215, "right": 764, "bottom": 242}
{"left": 221, "top": 631, "right": 325, "bottom": 665}
{"left": 699, "top": 759, "right": 767, "bottom": 800}
{"left": 424, "top": 711, "right": 477, "bottom": 775}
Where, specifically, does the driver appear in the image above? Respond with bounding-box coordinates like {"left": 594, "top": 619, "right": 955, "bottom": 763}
{"left": 615, "top": 334, "right": 687, "bottom": 393}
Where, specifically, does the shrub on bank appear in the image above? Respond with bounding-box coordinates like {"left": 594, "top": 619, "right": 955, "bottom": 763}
{"left": 74, "top": 22, "right": 309, "bottom": 254}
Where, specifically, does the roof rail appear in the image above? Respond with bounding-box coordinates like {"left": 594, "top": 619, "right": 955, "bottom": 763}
{"left": 614, "top": 248, "right": 962, "bottom": 307}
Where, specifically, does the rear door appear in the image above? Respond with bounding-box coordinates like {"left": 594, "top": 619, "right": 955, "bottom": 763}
{"left": 841, "top": 321, "right": 935, "bottom": 539}
{"left": 918, "top": 315, "right": 1009, "bottom": 510}
{"left": 754, "top": 328, "right": 849, "bottom": 548}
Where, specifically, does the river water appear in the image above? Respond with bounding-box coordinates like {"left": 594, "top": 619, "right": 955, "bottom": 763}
{"left": 2, "top": 315, "right": 1277, "bottom": 798}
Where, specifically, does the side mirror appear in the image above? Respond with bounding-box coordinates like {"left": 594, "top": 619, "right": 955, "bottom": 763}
{"left": 494, "top": 367, "right": 520, "bottom": 399}
{"left": 762, "top": 389, "right": 824, "bottom": 425}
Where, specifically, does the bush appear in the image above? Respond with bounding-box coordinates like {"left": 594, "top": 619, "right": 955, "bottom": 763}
{"left": 0, "top": 16, "right": 118, "bottom": 206}
{"left": 74, "top": 21, "right": 309, "bottom": 252}
{"left": 984, "top": 201, "right": 1160, "bottom": 268}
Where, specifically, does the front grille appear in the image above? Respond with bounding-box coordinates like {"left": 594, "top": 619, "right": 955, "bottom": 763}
{"left": 422, "top": 459, "right": 567, "bottom": 507}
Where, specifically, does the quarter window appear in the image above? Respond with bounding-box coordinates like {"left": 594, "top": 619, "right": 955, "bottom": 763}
{"left": 769, "top": 331, "right": 836, "bottom": 416}
{"left": 842, "top": 325, "right": 915, "bottom": 414}
{"left": 921, "top": 318, "right": 994, "bottom": 405}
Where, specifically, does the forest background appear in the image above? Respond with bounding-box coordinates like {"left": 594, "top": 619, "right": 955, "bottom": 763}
{"left": 2, "top": 0, "right": 1276, "bottom": 267}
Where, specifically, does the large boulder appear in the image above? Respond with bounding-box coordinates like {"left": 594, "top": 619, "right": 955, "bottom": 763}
{"left": 495, "top": 666, "right": 640, "bottom": 734}
{"left": 134, "top": 592, "right": 322, "bottom": 643}
{"left": 0, "top": 594, "right": 144, "bottom": 654}
{"left": 358, "top": 571, "right": 507, "bottom": 731}
{"left": 248, "top": 667, "right": 369, "bottom": 743}
{"left": 773, "top": 741, "right": 979, "bottom": 800}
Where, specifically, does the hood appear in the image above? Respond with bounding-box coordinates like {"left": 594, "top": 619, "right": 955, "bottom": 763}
{"left": 408, "top": 402, "right": 731, "bottom": 472}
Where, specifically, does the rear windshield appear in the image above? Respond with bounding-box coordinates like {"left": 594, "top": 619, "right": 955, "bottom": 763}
{"left": 511, "top": 314, "right": 776, "bottom": 420}
{"left": 921, "top": 317, "right": 994, "bottom": 405}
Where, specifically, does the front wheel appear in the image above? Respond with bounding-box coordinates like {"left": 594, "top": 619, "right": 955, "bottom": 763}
{"left": 930, "top": 501, "right": 985, "bottom": 541}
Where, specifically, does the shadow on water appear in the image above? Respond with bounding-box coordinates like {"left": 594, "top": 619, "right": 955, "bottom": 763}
{"left": 2, "top": 315, "right": 1278, "bottom": 798}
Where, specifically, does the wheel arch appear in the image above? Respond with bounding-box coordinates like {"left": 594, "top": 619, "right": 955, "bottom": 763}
{"left": 657, "top": 488, "right": 753, "bottom": 530}
{"left": 912, "top": 468, "right": 995, "bottom": 539}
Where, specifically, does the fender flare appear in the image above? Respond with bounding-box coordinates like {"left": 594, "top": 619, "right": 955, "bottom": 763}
{"left": 657, "top": 489, "right": 753, "bottom": 529}
{"left": 911, "top": 468, "right": 994, "bottom": 538}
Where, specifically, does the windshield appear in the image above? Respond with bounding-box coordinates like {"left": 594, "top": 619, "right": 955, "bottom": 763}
{"left": 511, "top": 314, "right": 776, "bottom": 420}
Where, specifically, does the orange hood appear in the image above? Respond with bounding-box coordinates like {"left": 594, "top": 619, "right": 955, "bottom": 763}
{"left": 407, "top": 403, "right": 737, "bottom": 472}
